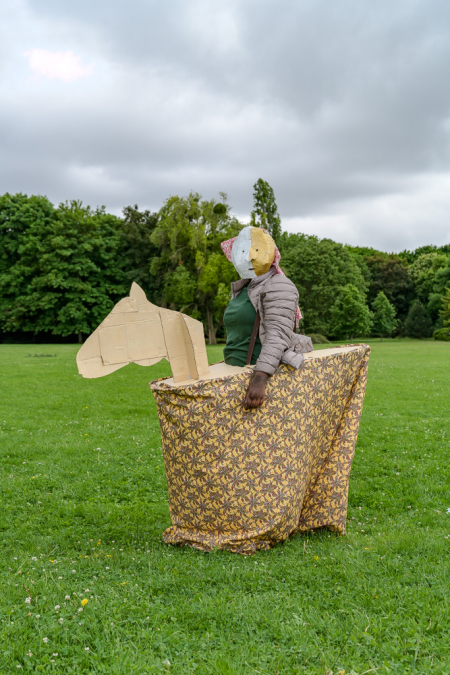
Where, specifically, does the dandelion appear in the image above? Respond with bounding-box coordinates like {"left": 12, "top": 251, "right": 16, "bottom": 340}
{"left": 43, "top": 637, "right": 49, "bottom": 643}
{"left": 81, "top": 599, "right": 88, "bottom": 607}
{"left": 65, "top": 595, "right": 70, "bottom": 600}
{"left": 25, "top": 597, "right": 31, "bottom": 605}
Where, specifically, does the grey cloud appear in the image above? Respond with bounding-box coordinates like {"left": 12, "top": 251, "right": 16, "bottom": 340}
{"left": 2, "top": 0, "right": 450, "bottom": 249}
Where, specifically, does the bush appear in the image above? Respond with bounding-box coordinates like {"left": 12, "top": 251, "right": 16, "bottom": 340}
{"left": 433, "top": 327, "right": 450, "bottom": 341}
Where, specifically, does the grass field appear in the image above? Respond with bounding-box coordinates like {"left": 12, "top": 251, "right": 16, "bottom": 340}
{"left": 1, "top": 339, "right": 450, "bottom": 674}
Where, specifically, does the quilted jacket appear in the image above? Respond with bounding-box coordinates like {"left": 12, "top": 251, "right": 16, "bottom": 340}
{"left": 230, "top": 268, "right": 313, "bottom": 375}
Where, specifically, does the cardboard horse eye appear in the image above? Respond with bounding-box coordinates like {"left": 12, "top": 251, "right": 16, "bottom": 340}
{"left": 76, "top": 282, "right": 210, "bottom": 384}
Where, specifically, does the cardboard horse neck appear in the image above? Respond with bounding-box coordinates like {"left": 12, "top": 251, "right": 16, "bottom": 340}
{"left": 76, "top": 282, "right": 210, "bottom": 383}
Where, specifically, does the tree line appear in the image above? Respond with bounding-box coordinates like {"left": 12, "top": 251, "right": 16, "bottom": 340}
{"left": 1, "top": 181, "right": 449, "bottom": 344}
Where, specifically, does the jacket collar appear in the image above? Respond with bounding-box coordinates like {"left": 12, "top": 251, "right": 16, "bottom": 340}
{"left": 230, "top": 266, "right": 277, "bottom": 297}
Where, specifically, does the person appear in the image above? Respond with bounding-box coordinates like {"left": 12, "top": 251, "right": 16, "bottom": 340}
{"left": 221, "top": 226, "right": 312, "bottom": 410}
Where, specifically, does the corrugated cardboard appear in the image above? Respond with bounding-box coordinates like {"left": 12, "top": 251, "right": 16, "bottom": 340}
{"left": 76, "top": 282, "right": 210, "bottom": 383}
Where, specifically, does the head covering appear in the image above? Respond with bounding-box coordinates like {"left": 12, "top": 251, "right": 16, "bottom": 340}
{"left": 221, "top": 230, "right": 302, "bottom": 327}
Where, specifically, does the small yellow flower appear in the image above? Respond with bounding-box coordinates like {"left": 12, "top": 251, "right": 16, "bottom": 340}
{"left": 81, "top": 599, "right": 88, "bottom": 607}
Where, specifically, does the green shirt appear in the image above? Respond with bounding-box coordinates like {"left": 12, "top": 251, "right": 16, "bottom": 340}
{"left": 223, "top": 286, "right": 262, "bottom": 367}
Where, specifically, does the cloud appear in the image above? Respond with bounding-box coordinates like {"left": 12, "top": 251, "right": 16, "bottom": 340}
{"left": 23, "top": 48, "right": 93, "bottom": 82}
{"left": 1, "top": 0, "right": 450, "bottom": 251}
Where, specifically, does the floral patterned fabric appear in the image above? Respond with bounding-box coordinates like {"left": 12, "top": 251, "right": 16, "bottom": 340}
{"left": 149, "top": 345, "right": 370, "bottom": 555}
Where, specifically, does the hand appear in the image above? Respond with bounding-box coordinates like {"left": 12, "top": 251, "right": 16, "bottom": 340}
{"left": 244, "top": 371, "right": 270, "bottom": 409}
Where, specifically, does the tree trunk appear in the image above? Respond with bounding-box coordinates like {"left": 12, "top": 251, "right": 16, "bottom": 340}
{"left": 206, "top": 308, "right": 217, "bottom": 345}
{"left": 78, "top": 331, "right": 83, "bottom": 344}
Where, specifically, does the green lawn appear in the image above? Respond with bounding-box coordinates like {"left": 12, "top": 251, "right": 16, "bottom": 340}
{"left": 1, "top": 339, "right": 450, "bottom": 674}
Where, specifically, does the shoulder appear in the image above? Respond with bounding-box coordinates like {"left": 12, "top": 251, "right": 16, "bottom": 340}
{"left": 265, "top": 274, "right": 298, "bottom": 296}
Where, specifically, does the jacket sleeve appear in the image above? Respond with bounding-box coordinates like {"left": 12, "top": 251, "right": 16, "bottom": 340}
{"left": 254, "top": 276, "right": 299, "bottom": 375}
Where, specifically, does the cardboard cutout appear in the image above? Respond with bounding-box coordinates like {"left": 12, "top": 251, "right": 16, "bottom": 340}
{"left": 231, "top": 226, "right": 276, "bottom": 279}
{"left": 76, "top": 282, "right": 210, "bottom": 384}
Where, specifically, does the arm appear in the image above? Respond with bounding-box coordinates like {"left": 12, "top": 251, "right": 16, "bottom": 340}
{"left": 244, "top": 277, "right": 298, "bottom": 409}
{"left": 254, "top": 276, "right": 299, "bottom": 376}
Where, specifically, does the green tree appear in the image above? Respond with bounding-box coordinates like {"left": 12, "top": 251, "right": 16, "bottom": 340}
{"left": 0, "top": 194, "right": 127, "bottom": 341}
{"left": 0, "top": 193, "right": 55, "bottom": 336}
{"left": 433, "top": 287, "right": 450, "bottom": 340}
{"left": 150, "top": 192, "right": 242, "bottom": 344}
{"left": 410, "top": 252, "right": 448, "bottom": 312}
{"left": 250, "top": 179, "right": 282, "bottom": 245}
{"left": 281, "top": 234, "right": 369, "bottom": 336}
{"left": 364, "top": 254, "right": 414, "bottom": 329}
{"left": 371, "top": 291, "right": 397, "bottom": 340}
{"left": 329, "top": 284, "right": 373, "bottom": 340}
{"left": 118, "top": 205, "right": 160, "bottom": 303}
{"left": 404, "top": 299, "right": 433, "bottom": 339}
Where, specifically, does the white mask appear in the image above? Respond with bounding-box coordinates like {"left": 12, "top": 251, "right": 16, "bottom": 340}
{"left": 231, "top": 227, "right": 256, "bottom": 279}
{"left": 231, "top": 226, "right": 276, "bottom": 279}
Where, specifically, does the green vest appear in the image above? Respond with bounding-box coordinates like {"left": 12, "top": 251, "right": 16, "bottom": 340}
{"left": 223, "top": 286, "right": 262, "bottom": 367}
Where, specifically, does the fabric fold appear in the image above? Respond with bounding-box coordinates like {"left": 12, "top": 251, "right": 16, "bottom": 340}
{"left": 150, "top": 344, "right": 370, "bottom": 555}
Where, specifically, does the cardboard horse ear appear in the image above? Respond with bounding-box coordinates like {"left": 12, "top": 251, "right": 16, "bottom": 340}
{"left": 76, "top": 282, "right": 210, "bottom": 384}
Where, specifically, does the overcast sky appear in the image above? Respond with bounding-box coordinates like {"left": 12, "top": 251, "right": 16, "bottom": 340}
{"left": 1, "top": 0, "right": 450, "bottom": 251}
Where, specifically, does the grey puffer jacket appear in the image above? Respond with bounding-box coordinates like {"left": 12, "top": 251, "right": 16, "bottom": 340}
{"left": 230, "top": 267, "right": 313, "bottom": 375}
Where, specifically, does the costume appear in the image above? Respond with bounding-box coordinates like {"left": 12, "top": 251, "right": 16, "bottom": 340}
{"left": 149, "top": 227, "right": 370, "bottom": 553}
{"left": 78, "top": 227, "right": 370, "bottom": 555}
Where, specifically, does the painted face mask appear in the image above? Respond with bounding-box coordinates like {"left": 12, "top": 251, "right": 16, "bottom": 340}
{"left": 221, "top": 227, "right": 303, "bottom": 327}
{"left": 230, "top": 226, "right": 276, "bottom": 279}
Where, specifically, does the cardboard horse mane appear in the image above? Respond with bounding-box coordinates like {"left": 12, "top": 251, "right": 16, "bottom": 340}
{"left": 76, "top": 282, "right": 210, "bottom": 383}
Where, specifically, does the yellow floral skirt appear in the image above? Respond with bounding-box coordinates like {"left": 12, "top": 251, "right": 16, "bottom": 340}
{"left": 150, "top": 344, "right": 370, "bottom": 555}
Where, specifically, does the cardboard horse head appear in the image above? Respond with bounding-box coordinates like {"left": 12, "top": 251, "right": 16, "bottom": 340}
{"left": 76, "top": 282, "right": 210, "bottom": 384}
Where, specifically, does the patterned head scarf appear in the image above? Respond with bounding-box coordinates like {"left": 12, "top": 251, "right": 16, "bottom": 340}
{"left": 221, "top": 229, "right": 302, "bottom": 327}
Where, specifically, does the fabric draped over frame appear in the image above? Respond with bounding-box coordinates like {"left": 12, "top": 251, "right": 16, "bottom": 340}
{"left": 150, "top": 344, "right": 370, "bottom": 555}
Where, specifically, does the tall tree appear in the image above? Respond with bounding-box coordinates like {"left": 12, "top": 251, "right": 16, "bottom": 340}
{"left": 150, "top": 193, "right": 242, "bottom": 344}
{"left": 404, "top": 300, "right": 433, "bottom": 339}
{"left": 282, "top": 234, "right": 369, "bottom": 336}
{"left": 118, "top": 205, "right": 160, "bottom": 303}
{"left": 364, "top": 254, "right": 415, "bottom": 330}
{"left": 0, "top": 195, "right": 127, "bottom": 341}
{"left": 371, "top": 291, "right": 397, "bottom": 340}
{"left": 427, "top": 257, "right": 450, "bottom": 327}
{"left": 0, "top": 193, "right": 55, "bottom": 334}
{"left": 329, "top": 284, "right": 373, "bottom": 340}
{"left": 410, "top": 252, "right": 448, "bottom": 305}
{"left": 433, "top": 287, "right": 450, "bottom": 340}
{"left": 250, "top": 179, "right": 282, "bottom": 245}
